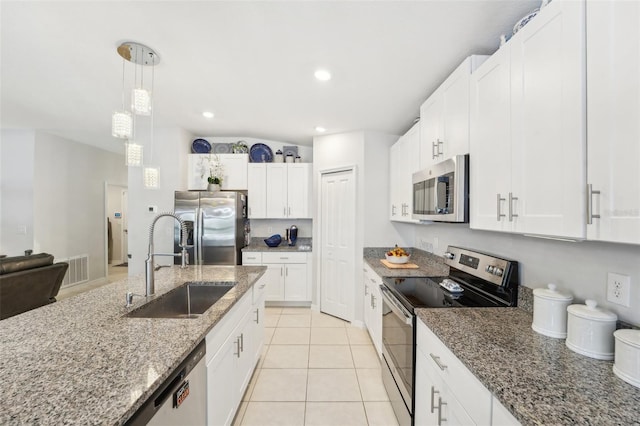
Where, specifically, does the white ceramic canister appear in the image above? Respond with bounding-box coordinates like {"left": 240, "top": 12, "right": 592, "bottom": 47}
{"left": 613, "top": 329, "right": 640, "bottom": 389}
{"left": 566, "top": 300, "right": 617, "bottom": 360}
{"left": 532, "top": 283, "right": 573, "bottom": 338}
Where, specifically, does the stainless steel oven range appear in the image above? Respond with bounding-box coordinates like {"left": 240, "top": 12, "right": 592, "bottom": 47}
{"left": 379, "top": 246, "right": 519, "bottom": 426}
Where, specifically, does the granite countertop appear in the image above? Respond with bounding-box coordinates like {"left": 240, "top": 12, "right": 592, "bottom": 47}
{"left": 0, "top": 265, "right": 266, "bottom": 425}
{"left": 242, "top": 237, "right": 312, "bottom": 252}
{"left": 416, "top": 308, "right": 640, "bottom": 425}
{"left": 364, "top": 247, "right": 449, "bottom": 278}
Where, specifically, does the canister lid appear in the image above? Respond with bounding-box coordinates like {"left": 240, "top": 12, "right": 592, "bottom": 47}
{"left": 533, "top": 283, "right": 573, "bottom": 301}
{"left": 614, "top": 329, "right": 640, "bottom": 348}
{"left": 567, "top": 300, "right": 618, "bottom": 322}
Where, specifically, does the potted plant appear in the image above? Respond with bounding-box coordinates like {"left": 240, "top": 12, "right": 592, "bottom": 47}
{"left": 206, "top": 154, "right": 224, "bottom": 191}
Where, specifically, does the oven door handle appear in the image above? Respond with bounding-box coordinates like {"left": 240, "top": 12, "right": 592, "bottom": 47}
{"left": 379, "top": 285, "right": 413, "bottom": 325}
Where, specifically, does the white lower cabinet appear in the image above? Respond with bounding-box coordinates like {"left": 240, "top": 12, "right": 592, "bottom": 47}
{"left": 362, "top": 263, "right": 382, "bottom": 356}
{"left": 416, "top": 320, "right": 521, "bottom": 426}
{"left": 242, "top": 252, "right": 311, "bottom": 303}
{"left": 205, "top": 280, "right": 265, "bottom": 426}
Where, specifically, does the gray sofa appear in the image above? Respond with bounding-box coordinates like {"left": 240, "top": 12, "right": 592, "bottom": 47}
{"left": 0, "top": 253, "right": 68, "bottom": 320}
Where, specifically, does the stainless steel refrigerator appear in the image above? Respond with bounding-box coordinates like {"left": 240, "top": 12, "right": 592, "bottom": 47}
{"left": 174, "top": 191, "right": 248, "bottom": 265}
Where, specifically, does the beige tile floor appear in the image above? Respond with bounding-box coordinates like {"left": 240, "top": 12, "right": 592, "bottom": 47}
{"left": 233, "top": 307, "right": 399, "bottom": 426}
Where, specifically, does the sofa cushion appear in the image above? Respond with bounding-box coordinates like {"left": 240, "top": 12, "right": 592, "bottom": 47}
{"left": 0, "top": 253, "right": 54, "bottom": 275}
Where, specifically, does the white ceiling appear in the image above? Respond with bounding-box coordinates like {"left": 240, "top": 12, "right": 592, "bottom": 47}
{"left": 1, "top": 1, "right": 539, "bottom": 154}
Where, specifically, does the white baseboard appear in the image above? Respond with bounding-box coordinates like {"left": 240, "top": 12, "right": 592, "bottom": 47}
{"left": 350, "top": 319, "right": 365, "bottom": 329}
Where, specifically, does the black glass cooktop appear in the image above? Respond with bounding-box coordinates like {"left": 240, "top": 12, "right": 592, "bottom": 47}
{"left": 381, "top": 276, "right": 507, "bottom": 312}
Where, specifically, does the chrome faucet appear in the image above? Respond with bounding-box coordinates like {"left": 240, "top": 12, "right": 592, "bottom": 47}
{"left": 145, "top": 212, "right": 189, "bottom": 297}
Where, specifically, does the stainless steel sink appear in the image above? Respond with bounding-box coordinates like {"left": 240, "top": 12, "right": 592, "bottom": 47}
{"left": 126, "top": 281, "right": 236, "bottom": 319}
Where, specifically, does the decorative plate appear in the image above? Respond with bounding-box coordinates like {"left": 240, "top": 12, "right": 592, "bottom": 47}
{"left": 513, "top": 8, "right": 539, "bottom": 35}
{"left": 213, "top": 143, "right": 232, "bottom": 153}
{"left": 191, "top": 138, "right": 211, "bottom": 153}
{"left": 282, "top": 145, "right": 298, "bottom": 158}
{"left": 233, "top": 141, "right": 249, "bottom": 154}
{"left": 249, "top": 143, "right": 273, "bottom": 163}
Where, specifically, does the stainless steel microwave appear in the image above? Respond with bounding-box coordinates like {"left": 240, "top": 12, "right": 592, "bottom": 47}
{"left": 412, "top": 154, "right": 469, "bottom": 222}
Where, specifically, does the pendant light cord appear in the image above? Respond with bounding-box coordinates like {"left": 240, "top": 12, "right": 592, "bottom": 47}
{"left": 149, "top": 52, "right": 155, "bottom": 163}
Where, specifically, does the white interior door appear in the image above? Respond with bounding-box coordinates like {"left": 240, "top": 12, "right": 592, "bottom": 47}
{"left": 320, "top": 169, "right": 356, "bottom": 321}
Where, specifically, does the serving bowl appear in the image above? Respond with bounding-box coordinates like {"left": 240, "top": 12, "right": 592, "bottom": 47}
{"left": 385, "top": 254, "right": 410, "bottom": 264}
{"left": 264, "top": 234, "right": 282, "bottom": 247}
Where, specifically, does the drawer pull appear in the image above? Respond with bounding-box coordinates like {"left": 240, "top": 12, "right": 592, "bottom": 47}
{"left": 429, "top": 353, "right": 448, "bottom": 371}
{"left": 437, "top": 397, "right": 447, "bottom": 426}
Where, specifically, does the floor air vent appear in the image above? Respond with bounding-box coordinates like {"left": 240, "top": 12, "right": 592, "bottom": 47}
{"left": 59, "top": 254, "right": 89, "bottom": 287}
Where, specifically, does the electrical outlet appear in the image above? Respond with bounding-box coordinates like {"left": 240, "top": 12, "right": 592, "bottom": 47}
{"left": 607, "top": 272, "right": 631, "bottom": 307}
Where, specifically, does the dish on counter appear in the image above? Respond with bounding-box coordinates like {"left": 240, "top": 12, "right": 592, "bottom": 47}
{"left": 191, "top": 138, "right": 211, "bottom": 153}
{"left": 385, "top": 245, "right": 410, "bottom": 264}
{"left": 249, "top": 143, "right": 273, "bottom": 163}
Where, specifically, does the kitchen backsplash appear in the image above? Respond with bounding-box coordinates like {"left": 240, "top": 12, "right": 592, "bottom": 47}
{"left": 249, "top": 219, "right": 312, "bottom": 238}
{"left": 410, "top": 223, "right": 640, "bottom": 326}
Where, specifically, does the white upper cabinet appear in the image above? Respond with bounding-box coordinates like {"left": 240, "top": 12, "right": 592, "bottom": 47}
{"left": 586, "top": 0, "right": 640, "bottom": 245}
{"left": 389, "top": 122, "right": 420, "bottom": 223}
{"left": 247, "top": 163, "right": 312, "bottom": 219}
{"left": 470, "top": 44, "right": 513, "bottom": 232}
{"left": 419, "top": 55, "right": 488, "bottom": 169}
{"left": 247, "top": 164, "right": 267, "bottom": 218}
{"left": 509, "top": 0, "right": 586, "bottom": 238}
{"left": 188, "top": 154, "right": 249, "bottom": 190}
{"left": 470, "top": 0, "right": 586, "bottom": 239}
{"left": 266, "top": 163, "right": 288, "bottom": 218}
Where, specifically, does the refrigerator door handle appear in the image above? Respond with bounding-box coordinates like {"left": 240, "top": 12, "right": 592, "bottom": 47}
{"left": 196, "top": 207, "right": 204, "bottom": 265}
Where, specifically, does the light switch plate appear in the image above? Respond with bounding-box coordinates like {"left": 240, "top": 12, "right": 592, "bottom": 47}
{"left": 607, "top": 272, "right": 631, "bottom": 307}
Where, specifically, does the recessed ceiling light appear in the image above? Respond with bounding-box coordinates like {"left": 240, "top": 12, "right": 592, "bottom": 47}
{"left": 315, "top": 126, "right": 326, "bottom": 133}
{"left": 314, "top": 69, "right": 331, "bottom": 81}
{"left": 202, "top": 111, "right": 214, "bottom": 119}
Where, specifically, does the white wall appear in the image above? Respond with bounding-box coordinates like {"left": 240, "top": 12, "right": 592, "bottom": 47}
{"left": 409, "top": 223, "right": 640, "bottom": 325}
{"left": 32, "top": 132, "right": 127, "bottom": 281}
{"left": 127, "top": 127, "right": 191, "bottom": 276}
{"left": 0, "top": 130, "right": 35, "bottom": 255}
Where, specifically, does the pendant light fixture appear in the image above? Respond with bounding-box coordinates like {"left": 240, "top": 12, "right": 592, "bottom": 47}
{"left": 111, "top": 56, "right": 132, "bottom": 138}
{"left": 112, "top": 41, "right": 160, "bottom": 179}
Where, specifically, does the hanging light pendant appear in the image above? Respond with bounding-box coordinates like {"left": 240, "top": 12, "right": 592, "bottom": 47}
{"left": 112, "top": 56, "right": 132, "bottom": 138}
{"left": 117, "top": 42, "right": 158, "bottom": 116}
{"left": 125, "top": 141, "right": 144, "bottom": 167}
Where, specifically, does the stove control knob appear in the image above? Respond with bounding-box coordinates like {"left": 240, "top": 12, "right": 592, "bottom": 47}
{"left": 486, "top": 265, "right": 494, "bottom": 273}
{"left": 444, "top": 252, "right": 455, "bottom": 260}
{"left": 493, "top": 267, "right": 504, "bottom": 277}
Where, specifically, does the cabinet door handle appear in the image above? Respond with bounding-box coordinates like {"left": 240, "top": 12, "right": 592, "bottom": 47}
{"left": 429, "top": 353, "right": 448, "bottom": 371}
{"left": 432, "top": 139, "right": 444, "bottom": 159}
{"left": 392, "top": 205, "right": 397, "bottom": 216}
{"left": 283, "top": 207, "right": 287, "bottom": 216}
{"left": 437, "top": 397, "right": 447, "bottom": 426}
{"left": 497, "top": 193, "right": 506, "bottom": 221}
{"left": 254, "top": 308, "right": 259, "bottom": 324}
{"left": 371, "top": 294, "right": 376, "bottom": 309}
{"left": 240, "top": 333, "right": 244, "bottom": 352}
{"left": 587, "top": 183, "right": 601, "bottom": 224}
{"left": 508, "top": 192, "right": 518, "bottom": 222}
{"left": 280, "top": 266, "right": 283, "bottom": 276}
{"left": 285, "top": 266, "right": 288, "bottom": 277}
{"left": 432, "top": 141, "right": 438, "bottom": 159}
{"left": 370, "top": 278, "right": 376, "bottom": 284}
{"left": 234, "top": 338, "right": 241, "bottom": 358}
{"left": 430, "top": 386, "right": 440, "bottom": 413}
{"left": 288, "top": 206, "right": 291, "bottom": 216}
{"left": 365, "top": 285, "right": 369, "bottom": 296}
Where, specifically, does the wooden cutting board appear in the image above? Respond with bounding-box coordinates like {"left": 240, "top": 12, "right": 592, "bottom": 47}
{"left": 380, "top": 259, "right": 420, "bottom": 269}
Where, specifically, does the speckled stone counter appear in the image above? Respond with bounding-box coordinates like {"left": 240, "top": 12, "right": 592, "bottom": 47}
{"left": 364, "top": 247, "right": 449, "bottom": 278}
{"left": 416, "top": 308, "right": 640, "bottom": 425}
{"left": 242, "top": 237, "right": 312, "bottom": 252}
{"left": 0, "top": 265, "right": 266, "bottom": 425}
